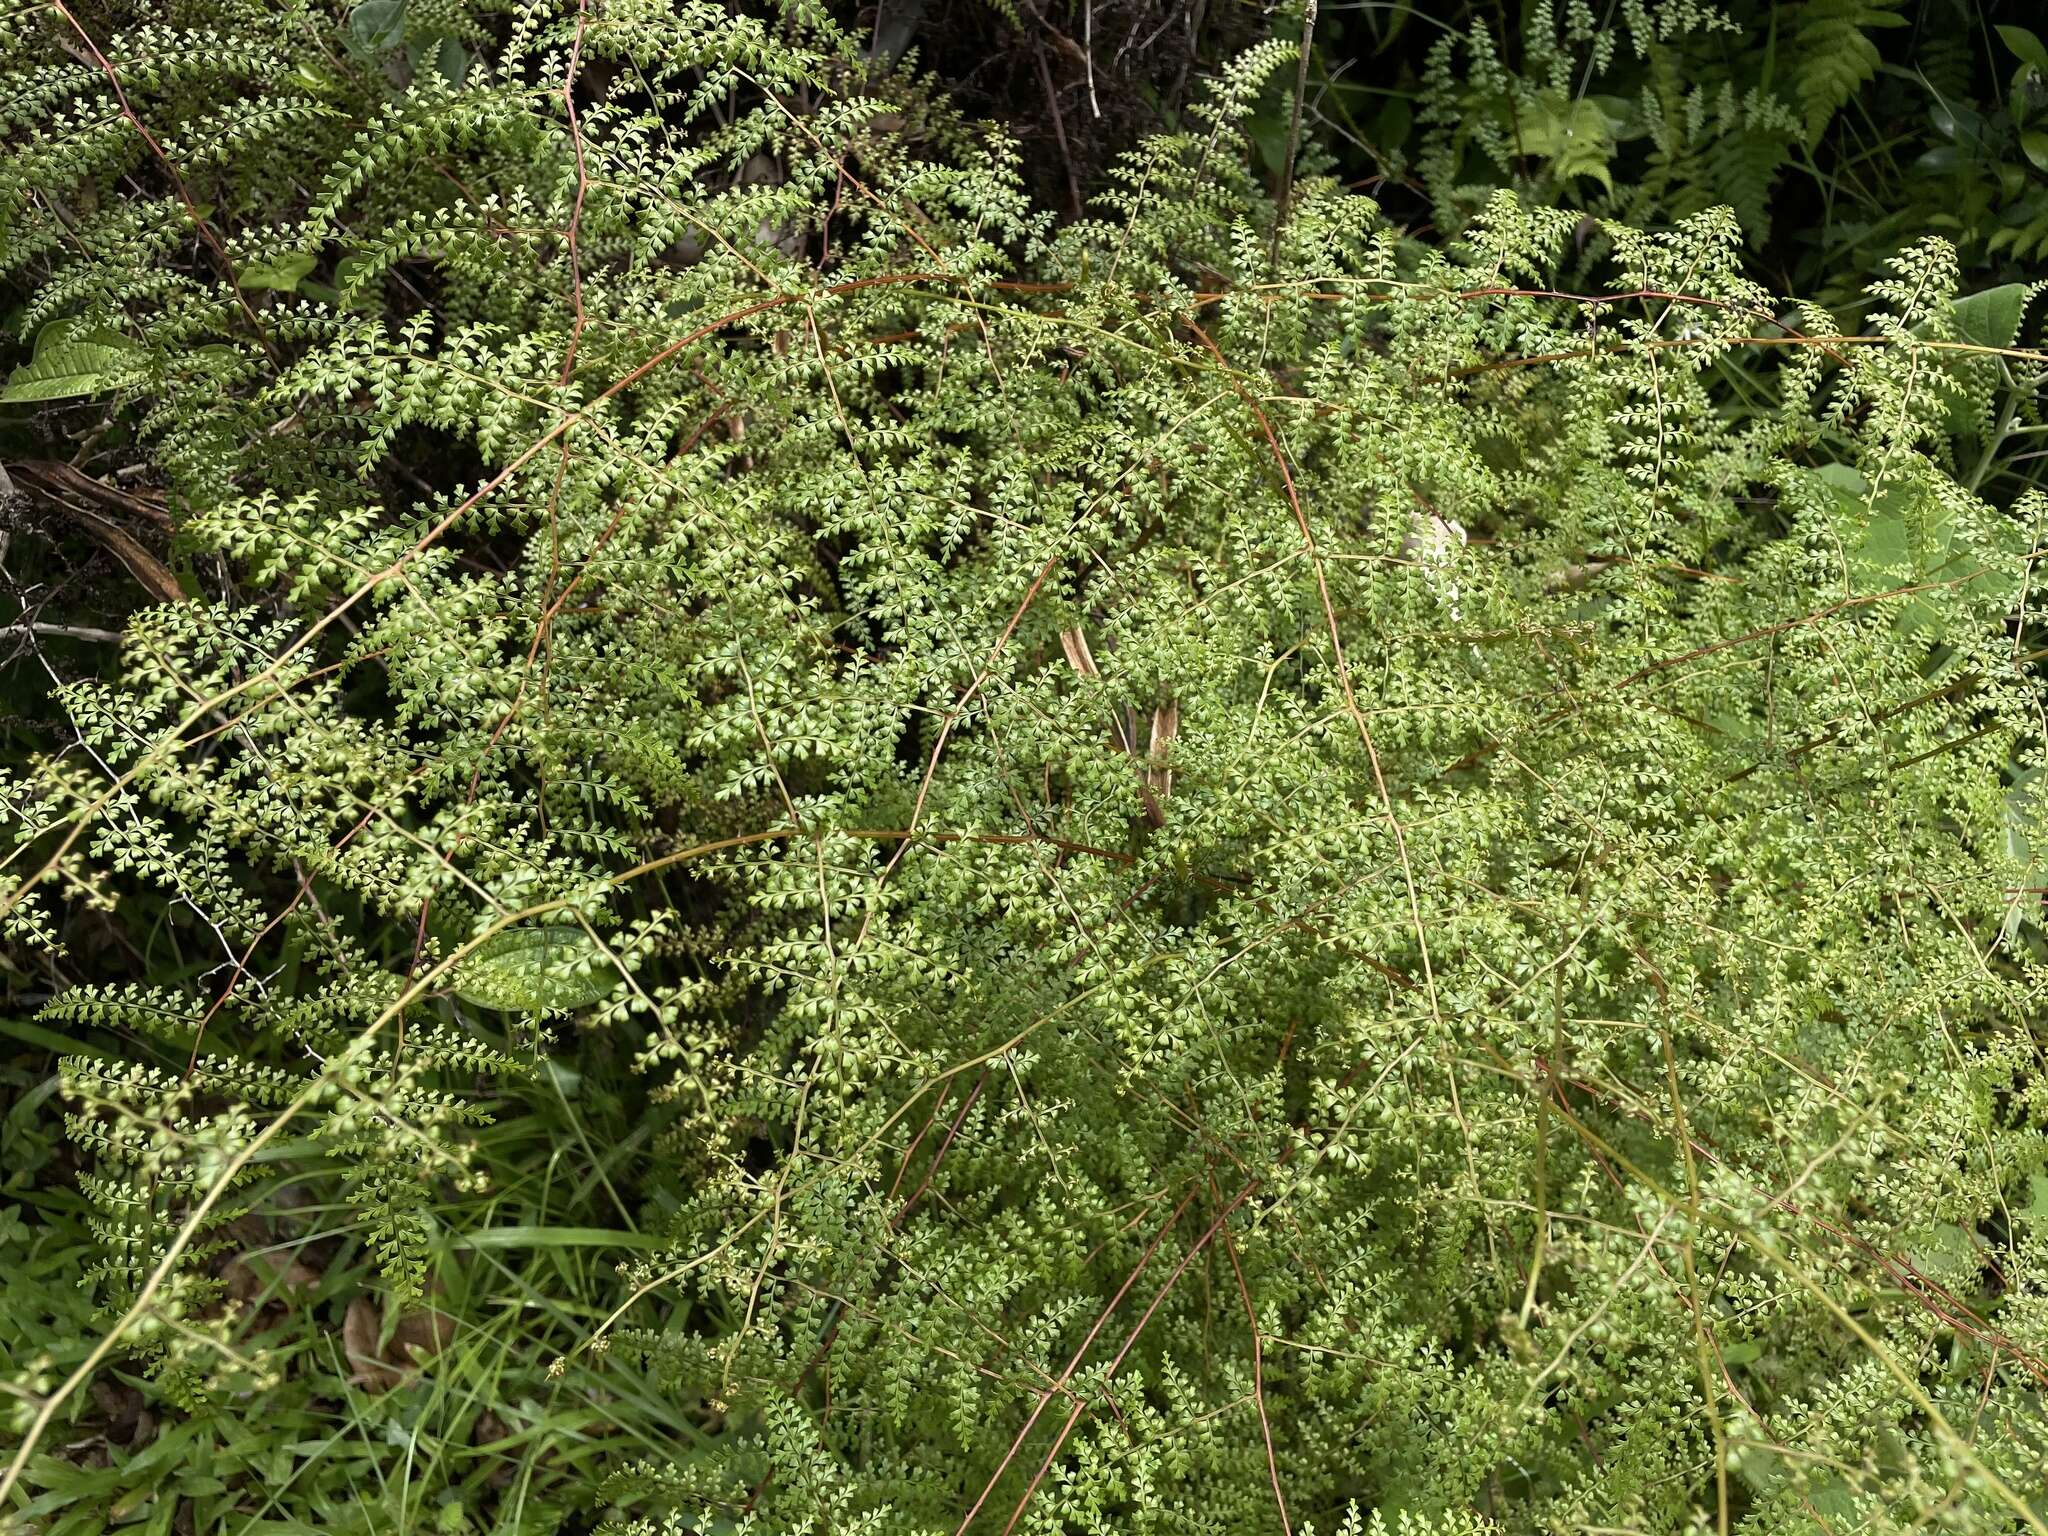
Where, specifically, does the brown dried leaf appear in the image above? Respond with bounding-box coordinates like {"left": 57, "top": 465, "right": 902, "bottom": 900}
{"left": 342, "top": 1292, "right": 456, "bottom": 1392}
{"left": 1058, "top": 626, "right": 1099, "bottom": 677}
{"left": 1147, "top": 700, "right": 1178, "bottom": 797}
{"left": 224, "top": 1251, "right": 321, "bottom": 1303}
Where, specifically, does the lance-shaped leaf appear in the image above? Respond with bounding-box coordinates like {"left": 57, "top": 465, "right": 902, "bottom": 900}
{"left": 3, "top": 321, "right": 141, "bottom": 404}
{"left": 453, "top": 925, "right": 618, "bottom": 1013}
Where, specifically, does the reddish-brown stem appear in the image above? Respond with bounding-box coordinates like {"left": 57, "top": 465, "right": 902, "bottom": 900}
{"left": 896, "top": 1072, "right": 987, "bottom": 1224}
{"left": 556, "top": 0, "right": 592, "bottom": 385}
{"left": 51, "top": 0, "right": 275, "bottom": 355}
{"left": 990, "top": 1175, "right": 1269, "bottom": 1536}
{"left": 1221, "top": 1213, "right": 1293, "bottom": 1535}
{"left": 953, "top": 1185, "right": 1202, "bottom": 1535}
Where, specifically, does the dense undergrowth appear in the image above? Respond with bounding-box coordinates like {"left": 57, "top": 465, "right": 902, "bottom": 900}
{"left": 4, "top": 1, "right": 2048, "bottom": 1533}
{"left": 1311, "top": 0, "right": 2048, "bottom": 298}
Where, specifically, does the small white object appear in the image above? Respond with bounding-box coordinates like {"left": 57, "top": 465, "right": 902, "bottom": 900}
{"left": 1402, "top": 510, "right": 1467, "bottom": 619}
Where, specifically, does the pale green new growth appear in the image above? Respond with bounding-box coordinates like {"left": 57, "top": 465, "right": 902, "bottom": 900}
{"left": 3, "top": 0, "right": 2046, "bottom": 1532}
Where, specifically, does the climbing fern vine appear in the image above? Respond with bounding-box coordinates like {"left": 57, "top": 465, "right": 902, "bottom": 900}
{"left": 3, "top": 2, "right": 2047, "bottom": 1534}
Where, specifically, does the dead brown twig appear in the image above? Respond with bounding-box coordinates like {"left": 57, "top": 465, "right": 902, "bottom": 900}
{"left": 6, "top": 459, "right": 180, "bottom": 604}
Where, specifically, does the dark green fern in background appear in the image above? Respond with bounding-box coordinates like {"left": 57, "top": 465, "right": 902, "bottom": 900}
{"left": 1315, "top": 0, "right": 2048, "bottom": 297}
{"left": 3, "top": 2, "right": 2048, "bottom": 1534}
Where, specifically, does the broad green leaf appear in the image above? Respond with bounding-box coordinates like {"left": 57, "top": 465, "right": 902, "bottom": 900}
{"left": 1245, "top": 102, "right": 1289, "bottom": 177}
{"left": 241, "top": 252, "right": 316, "bottom": 292}
{"left": 1948, "top": 281, "right": 2028, "bottom": 350}
{"left": 1997, "top": 24, "right": 2048, "bottom": 76}
{"left": 349, "top": 0, "right": 406, "bottom": 51}
{"left": 1813, "top": 462, "right": 1991, "bottom": 635}
{"left": 3, "top": 322, "right": 139, "bottom": 404}
{"left": 433, "top": 35, "right": 469, "bottom": 88}
{"left": 1905, "top": 1222, "right": 1979, "bottom": 1286}
{"left": 453, "top": 925, "right": 617, "bottom": 1013}
{"left": 1906, "top": 284, "right": 2031, "bottom": 437}
{"left": 2022, "top": 1172, "right": 2048, "bottom": 1232}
